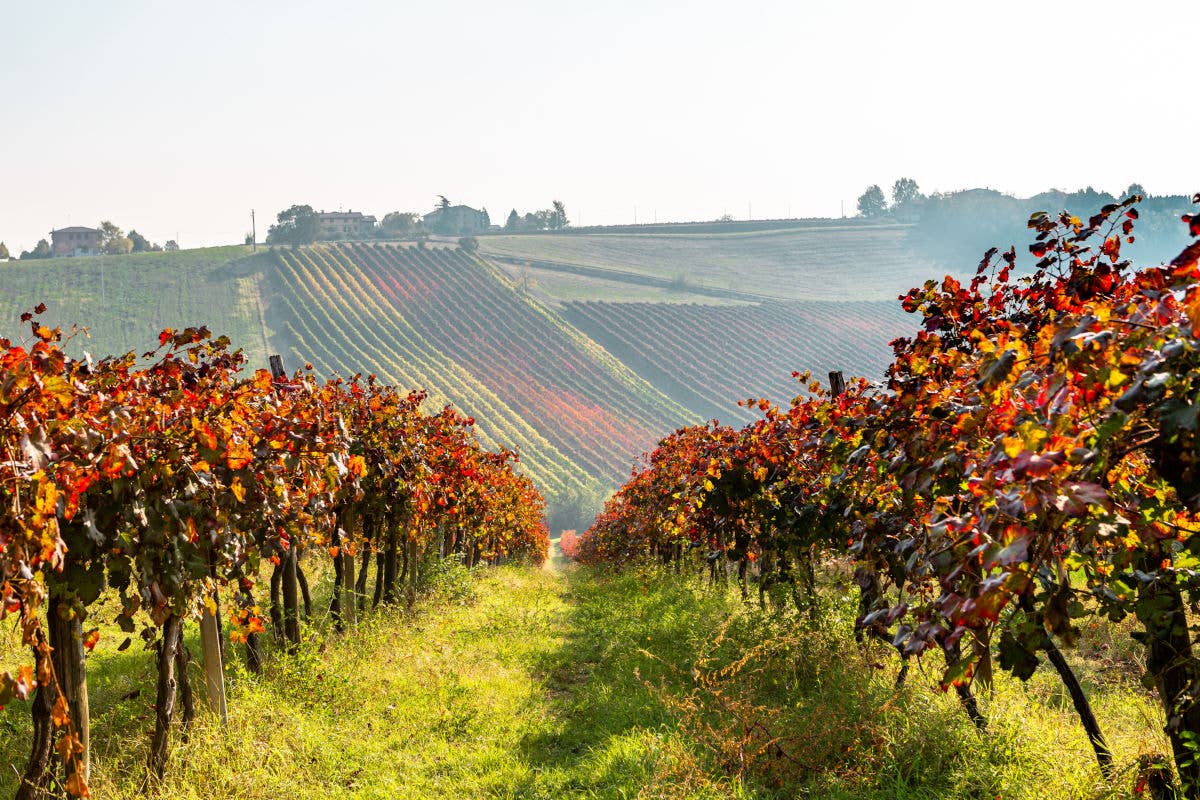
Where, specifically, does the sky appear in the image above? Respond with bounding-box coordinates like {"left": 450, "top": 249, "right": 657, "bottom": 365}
{"left": 1, "top": 0, "right": 1196, "bottom": 252}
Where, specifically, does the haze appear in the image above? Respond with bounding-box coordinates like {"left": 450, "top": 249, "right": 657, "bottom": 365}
{"left": 1, "top": 0, "right": 1195, "bottom": 252}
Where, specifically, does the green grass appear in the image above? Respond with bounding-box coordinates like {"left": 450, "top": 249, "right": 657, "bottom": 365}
{"left": 0, "top": 561, "right": 1170, "bottom": 798}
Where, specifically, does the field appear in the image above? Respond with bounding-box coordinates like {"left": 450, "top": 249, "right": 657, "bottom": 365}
{"left": 0, "top": 246, "right": 273, "bottom": 366}
{"left": 478, "top": 223, "right": 950, "bottom": 302}
{"left": 563, "top": 299, "right": 913, "bottom": 422}
{"left": 268, "top": 243, "right": 697, "bottom": 504}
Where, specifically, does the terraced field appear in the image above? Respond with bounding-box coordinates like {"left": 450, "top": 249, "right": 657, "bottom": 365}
{"left": 563, "top": 299, "right": 914, "bottom": 422}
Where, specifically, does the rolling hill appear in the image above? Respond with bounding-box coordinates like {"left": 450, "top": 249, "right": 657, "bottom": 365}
{"left": 0, "top": 223, "right": 930, "bottom": 525}
{"left": 478, "top": 222, "right": 947, "bottom": 302}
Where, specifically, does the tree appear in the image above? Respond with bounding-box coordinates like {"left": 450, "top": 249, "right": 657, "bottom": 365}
{"left": 856, "top": 185, "right": 887, "bottom": 218}
{"left": 458, "top": 236, "right": 479, "bottom": 252}
{"left": 380, "top": 212, "right": 420, "bottom": 237}
{"left": 21, "top": 239, "right": 52, "bottom": 259}
{"left": 98, "top": 221, "right": 132, "bottom": 254}
{"left": 128, "top": 230, "right": 160, "bottom": 253}
{"left": 481, "top": 207, "right": 491, "bottom": 229}
{"left": 523, "top": 212, "right": 544, "bottom": 231}
{"left": 891, "top": 178, "right": 922, "bottom": 207}
{"left": 437, "top": 195, "right": 452, "bottom": 211}
{"left": 244, "top": 232, "right": 254, "bottom": 245}
{"left": 1125, "top": 182, "right": 1148, "bottom": 199}
{"left": 551, "top": 200, "right": 569, "bottom": 230}
{"left": 105, "top": 236, "right": 133, "bottom": 255}
{"left": 266, "top": 205, "right": 319, "bottom": 247}
{"left": 164, "top": 240, "right": 179, "bottom": 252}
{"left": 505, "top": 209, "right": 521, "bottom": 231}
{"left": 0, "top": 241, "right": 9, "bottom": 260}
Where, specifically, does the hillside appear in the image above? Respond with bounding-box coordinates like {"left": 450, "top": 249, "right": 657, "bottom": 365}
{"left": 0, "top": 228, "right": 933, "bottom": 520}
{"left": 267, "top": 243, "right": 697, "bottom": 510}
{"left": 562, "top": 299, "right": 912, "bottom": 423}
{"left": 478, "top": 223, "right": 948, "bottom": 302}
{"left": 0, "top": 245, "right": 273, "bottom": 365}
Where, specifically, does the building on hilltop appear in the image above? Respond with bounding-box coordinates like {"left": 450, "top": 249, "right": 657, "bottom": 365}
{"left": 50, "top": 226, "right": 101, "bottom": 257}
{"left": 423, "top": 205, "right": 489, "bottom": 236}
{"left": 315, "top": 210, "right": 377, "bottom": 240}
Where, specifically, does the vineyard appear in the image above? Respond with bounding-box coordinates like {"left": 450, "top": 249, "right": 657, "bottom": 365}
{"left": 563, "top": 299, "right": 914, "bottom": 422}
{"left": 578, "top": 196, "right": 1200, "bottom": 797}
{"left": 479, "top": 223, "right": 948, "bottom": 302}
{"left": 0, "top": 315, "right": 548, "bottom": 797}
{"left": 0, "top": 247, "right": 273, "bottom": 368}
{"left": 0, "top": 228, "right": 964, "bottom": 526}
{"left": 267, "top": 243, "right": 697, "bottom": 506}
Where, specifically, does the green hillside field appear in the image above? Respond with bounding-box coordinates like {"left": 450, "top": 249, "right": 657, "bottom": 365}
{"left": 0, "top": 245, "right": 274, "bottom": 367}
{"left": 478, "top": 223, "right": 952, "bottom": 303}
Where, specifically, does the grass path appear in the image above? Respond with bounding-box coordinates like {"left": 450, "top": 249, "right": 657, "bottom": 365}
{"left": 1, "top": 565, "right": 737, "bottom": 799}
{"left": 0, "top": 560, "right": 1172, "bottom": 799}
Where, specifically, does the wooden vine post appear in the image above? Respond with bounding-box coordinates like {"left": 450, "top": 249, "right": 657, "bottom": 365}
{"left": 270, "top": 354, "right": 303, "bottom": 651}
{"left": 828, "top": 370, "right": 845, "bottom": 398}
{"left": 198, "top": 590, "right": 227, "bottom": 723}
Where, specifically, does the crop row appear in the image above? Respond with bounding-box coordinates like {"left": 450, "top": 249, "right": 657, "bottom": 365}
{"left": 562, "top": 299, "right": 913, "bottom": 423}
{"left": 270, "top": 246, "right": 595, "bottom": 501}
{"left": 336, "top": 243, "right": 691, "bottom": 482}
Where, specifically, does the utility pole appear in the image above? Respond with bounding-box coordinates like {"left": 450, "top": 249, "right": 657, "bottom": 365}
{"left": 251, "top": 209, "right": 257, "bottom": 252}
{"left": 748, "top": 201, "right": 752, "bottom": 221}
{"left": 634, "top": 205, "right": 637, "bottom": 224}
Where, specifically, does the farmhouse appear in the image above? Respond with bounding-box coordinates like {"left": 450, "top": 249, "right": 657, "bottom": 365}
{"left": 315, "top": 210, "right": 377, "bottom": 239}
{"left": 423, "top": 205, "right": 489, "bottom": 236}
{"left": 50, "top": 226, "right": 101, "bottom": 257}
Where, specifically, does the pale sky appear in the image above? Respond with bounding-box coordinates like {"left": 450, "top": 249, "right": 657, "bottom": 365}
{"left": 1, "top": 0, "right": 1196, "bottom": 252}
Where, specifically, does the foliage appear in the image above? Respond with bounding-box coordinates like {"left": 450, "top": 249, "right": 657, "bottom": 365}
{"left": 856, "top": 185, "right": 887, "bottom": 218}
{"left": 580, "top": 194, "right": 1200, "bottom": 795}
{"left": 0, "top": 242, "right": 10, "bottom": 260}
{"left": 551, "top": 200, "right": 569, "bottom": 230}
{"left": 164, "top": 240, "right": 179, "bottom": 252}
{"left": 381, "top": 211, "right": 422, "bottom": 237}
{"left": 20, "top": 240, "right": 52, "bottom": 260}
{"left": 266, "top": 205, "right": 319, "bottom": 247}
{"left": 127, "top": 230, "right": 161, "bottom": 253}
{"left": 98, "top": 221, "right": 133, "bottom": 255}
{"left": 891, "top": 177, "right": 922, "bottom": 208}
{"left": 891, "top": 178, "right": 924, "bottom": 222}
{"left": 0, "top": 306, "right": 550, "bottom": 795}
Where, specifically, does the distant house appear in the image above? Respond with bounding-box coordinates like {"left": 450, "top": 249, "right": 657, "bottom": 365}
{"left": 315, "top": 210, "right": 377, "bottom": 240}
{"left": 423, "top": 205, "right": 489, "bottom": 236}
{"left": 50, "top": 226, "right": 101, "bottom": 257}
